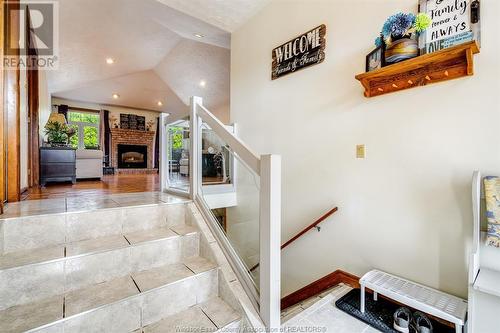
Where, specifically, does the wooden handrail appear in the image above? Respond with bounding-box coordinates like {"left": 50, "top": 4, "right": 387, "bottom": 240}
{"left": 249, "top": 206, "right": 338, "bottom": 272}
{"left": 281, "top": 206, "right": 338, "bottom": 249}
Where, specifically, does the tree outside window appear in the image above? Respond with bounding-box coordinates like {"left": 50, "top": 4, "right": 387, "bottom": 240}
{"left": 68, "top": 111, "right": 100, "bottom": 149}
{"left": 170, "top": 126, "right": 183, "bottom": 150}
{"left": 167, "top": 126, "right": 185, "bottom": 161}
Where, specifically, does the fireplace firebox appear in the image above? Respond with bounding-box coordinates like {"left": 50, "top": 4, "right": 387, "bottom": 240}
{"left": 118, "top": 144, "right": 147, "bottom": 169}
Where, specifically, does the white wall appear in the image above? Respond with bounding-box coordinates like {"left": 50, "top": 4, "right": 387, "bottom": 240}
{"left": 212, "top": 104, "right": 230, "bottom": 124}
{"left": 51, "top": 98, "right": 163, "bottom": 132}
{"left": 231, "top": 0, "right": 500, "bottom": 298}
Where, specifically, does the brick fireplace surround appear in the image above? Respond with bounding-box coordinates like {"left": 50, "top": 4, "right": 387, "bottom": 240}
{"left": 110, "top": 128, "right": 157, "bottom": 174}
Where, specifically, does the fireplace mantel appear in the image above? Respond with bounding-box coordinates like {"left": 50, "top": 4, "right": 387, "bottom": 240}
{"left": 110, "top": 128, "right": 156, "bottom": 172}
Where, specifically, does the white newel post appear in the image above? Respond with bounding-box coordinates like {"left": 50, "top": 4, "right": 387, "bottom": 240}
{"left": 259, "top": 154, "right": 281, "bottom": 331}
{"left": 189, "top": 96, "right": 203, "bottom": 199}
{"left": 159, "top": 113, "right": 169, "bottom": 192}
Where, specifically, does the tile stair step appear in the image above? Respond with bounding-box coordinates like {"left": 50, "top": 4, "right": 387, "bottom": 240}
{"left": 170, "top": 224, "right": 198, "bottom": 236}
{"left": 0, "top": 200, "right": 190, "bottom": 254}
{"left": 142, "top": 297, "right": 241, "bottom": 333}
{"left": 0, "top": 245, "right": 65, "bottom": 270}
{"left": 0, "top": 227, "right": 194, "bottom": 270}
{"left": 0, "top": 226, "right": 200, "bottom": 311}
{"left": 0, "top": 258, "right": 219, "bottom": 333}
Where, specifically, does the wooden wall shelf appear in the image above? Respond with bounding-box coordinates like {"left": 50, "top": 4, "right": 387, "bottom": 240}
{"left": 355, "top": 41, "right": 479, "bottom": 98}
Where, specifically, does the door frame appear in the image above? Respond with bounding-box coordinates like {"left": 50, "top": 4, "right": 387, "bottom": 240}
{"left": 26, "top": 6, "right": 39, "bottom": 188}
{"left": 0, "top": 1, "right": 5, "bottom": 210}
{"left": 160, "top": 116, "right": 190, "bottom": 197}
{"left": 4, "top": 0, "right": 21, "bottom": 202}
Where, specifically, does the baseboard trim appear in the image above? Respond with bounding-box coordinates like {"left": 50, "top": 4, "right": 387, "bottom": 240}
{"left": 281, "top": 270, "right": 455, "bottom": 329}
{"left": 281, "top": 269, "right": 360, "bottom": 310}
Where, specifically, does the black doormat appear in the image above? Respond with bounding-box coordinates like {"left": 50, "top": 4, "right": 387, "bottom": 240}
{"left": 335, "top": 289, "right": 456, "bottom": 333}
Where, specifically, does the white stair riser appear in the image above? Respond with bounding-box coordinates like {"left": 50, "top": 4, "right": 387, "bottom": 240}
{"left": 142, "top": 269, "right": 218, "bottom": 325}
{"left": 0, "top": 261, "right": 65, "bottom": 312}
{"left": 0, "top": 204, "right": 188, "bottom": 254}
{"left": 28, "top": 269, "right": 218, "bottom": 333}
{"left": 0, "top": 234, "right": 199, "bottom": 310}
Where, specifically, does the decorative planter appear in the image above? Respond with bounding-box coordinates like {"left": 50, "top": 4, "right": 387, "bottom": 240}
{"left": 49, "top": 142, "right": 69, "bottom": 148}
{"left": 385, "top": 38, "right": 418, "bottom": 64}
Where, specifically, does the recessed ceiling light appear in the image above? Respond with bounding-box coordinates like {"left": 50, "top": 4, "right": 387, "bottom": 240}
{"left": 106, "top": 58, "right": 115, "bottom": 65}
{"left": 199, "top": 80, "right": 206, "bottom": 87}
{"left": 194, "top": 33, "right": 205, "bottom": 38}
{"left": 112, "top": 93, "right": 120, "bottom": 99}
{"left": 157, "top": 101, "right": 163, "bottom": 106}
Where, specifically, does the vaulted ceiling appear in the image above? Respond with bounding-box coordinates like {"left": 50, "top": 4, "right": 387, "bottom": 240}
{"left": 49, "top": 0, "right": 267, "bottom": 120}
{"left": 156, "top": 0, "right": 271, "bottom": 32}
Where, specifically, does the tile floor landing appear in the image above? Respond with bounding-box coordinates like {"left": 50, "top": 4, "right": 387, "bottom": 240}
{"left": 0, "top": 192, "right": 189, "bottom": 219}
{"left": 281, "top": 284, "right": 379, "bottom": 333}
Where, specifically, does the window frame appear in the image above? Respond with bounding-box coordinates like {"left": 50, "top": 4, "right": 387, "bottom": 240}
{"left": 67, "top": 110, "right": 101, "bottom": 149}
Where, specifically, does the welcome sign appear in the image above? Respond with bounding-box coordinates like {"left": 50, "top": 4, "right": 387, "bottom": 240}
{"left": 272, "top": 25, "right": 326, "bottom": 80}
{"left": 419, "top": 0, "right": 481, "bottom": 54}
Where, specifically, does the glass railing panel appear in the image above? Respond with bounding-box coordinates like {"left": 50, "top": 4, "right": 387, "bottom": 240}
{"left": 201, "top": 124, "right": 233, "bottom": 186}
{"left": 199, "top": 124, "right": 260, "bottom": 289}
{"left": 166, "top": 119, "right": 190, "bottom": 193}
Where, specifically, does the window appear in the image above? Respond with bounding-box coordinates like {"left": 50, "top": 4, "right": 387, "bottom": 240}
{"left": 68, "top": 111, "right": 100, "bottom": 149}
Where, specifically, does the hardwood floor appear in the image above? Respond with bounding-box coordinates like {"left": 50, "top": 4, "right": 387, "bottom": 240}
{"left": 22, "top": 174, "right": 160, "bottom": 200}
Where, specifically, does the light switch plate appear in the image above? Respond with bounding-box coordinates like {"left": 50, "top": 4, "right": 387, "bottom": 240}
{"left": 356, "top": 145, "right": 365, "bottom": 158}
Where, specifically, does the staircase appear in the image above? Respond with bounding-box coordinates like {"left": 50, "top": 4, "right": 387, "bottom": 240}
{"left": 0, "top": 196, "right": 245, "bottom": 332}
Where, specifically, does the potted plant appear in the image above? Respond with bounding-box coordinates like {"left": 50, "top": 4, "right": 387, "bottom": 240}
{"left": 44, "top": 121, "right": 70, "bottom": 147}
{"left": 375, "top": 12, "right": 431, "bottom": 64}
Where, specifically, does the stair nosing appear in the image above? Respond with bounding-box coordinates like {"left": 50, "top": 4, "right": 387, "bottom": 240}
{"left": 0, "top": 199, "right": 193, "bottom": 221}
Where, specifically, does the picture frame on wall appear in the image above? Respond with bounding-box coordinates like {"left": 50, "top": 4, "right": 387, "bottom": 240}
{"left": 366, "top": 46, "right": 385, "bottom": 72}
{"left": 418, "top": 0, "right": 481, "bottom": 54}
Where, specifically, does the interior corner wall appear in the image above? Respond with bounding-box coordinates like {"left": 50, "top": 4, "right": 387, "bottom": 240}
{"left": 38, "top": 70, "right": 51, "bottom": 143}
{"left": 212, "top": 104, "right": 230, "bottom": 124}
{"left": 230, "top": 0, "right": 500, "bottom": 298}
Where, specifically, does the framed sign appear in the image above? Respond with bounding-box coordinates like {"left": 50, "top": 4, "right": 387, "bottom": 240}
{"left": 120, "top": 113, "right": 146, "bottom": 131}
{"left": 366, "top": 46, "right": 386, "bottom": 72}
{"left": 120, "top": 114, "right": 129, "bottom": 129}
{"left": 272, "top": 25, "right": 326, "bottom": 80}
{"left": 418, "top": 0, "right": 480, "bottom": 54}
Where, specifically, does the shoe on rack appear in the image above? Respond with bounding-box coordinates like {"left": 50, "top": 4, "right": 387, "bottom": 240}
{"left": 412, "top": 311, "right": 433, "bottom": 333}
{"left": 393, "top": 307, "right": 411, "bottom": 333}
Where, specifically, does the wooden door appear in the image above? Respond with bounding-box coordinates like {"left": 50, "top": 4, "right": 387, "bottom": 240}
{"left": 0, "top": 1, "right": 5, "bottom": 210}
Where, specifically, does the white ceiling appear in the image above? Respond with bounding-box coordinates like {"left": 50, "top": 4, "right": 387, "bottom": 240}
{"left": 53, "top": 70, "right": 186, "bottom": 113}
{"left": 154, "top": 39, "right": 230, "bottom": 111}
{"left": 156, "top": 0, "right": 271, "bottom": 32}
{"left": 49, "top": 0, "right": 261, "bottom": 119}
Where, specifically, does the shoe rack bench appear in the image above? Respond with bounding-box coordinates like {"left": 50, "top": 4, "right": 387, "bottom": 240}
{"left": 360, "top": 270, "right": 468, "bottom": 333}
{"left": 355, "top": 41, "right": 479, "bottom": 98}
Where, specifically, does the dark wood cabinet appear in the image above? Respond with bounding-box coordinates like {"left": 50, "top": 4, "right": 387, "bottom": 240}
{"left": 202, "top": 153, "right": 217, "bottom": 177}
{"left": 40, "top": 147, "right": 76, "bottom": 186}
